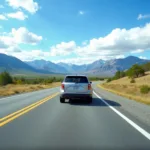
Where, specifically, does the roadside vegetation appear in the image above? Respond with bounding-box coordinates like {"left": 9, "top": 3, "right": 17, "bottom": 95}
{"left": 101, "top": 62, "right": 150, "bottom": 105}
{"left": 0, "top": 72, "right": 103, "bottom": 96}
{"left": 0, "top": 71, "right": 63, "bottom": 96}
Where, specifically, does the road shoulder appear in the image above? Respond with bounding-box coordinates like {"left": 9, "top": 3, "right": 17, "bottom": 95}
{"left": 93, "top": 83, "right": 150, "bottom": 132}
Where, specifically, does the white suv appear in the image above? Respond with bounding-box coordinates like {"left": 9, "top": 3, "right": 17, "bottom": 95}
{"left": 60, "top": 75, "right": 93, "bottom": 103}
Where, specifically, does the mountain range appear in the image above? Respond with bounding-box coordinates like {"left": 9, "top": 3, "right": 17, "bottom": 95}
{"left": 0, "top": 53, "right": 53, "bottom": 75}
{"left": 0, "top": 53, "right": 150, "bottom": 76}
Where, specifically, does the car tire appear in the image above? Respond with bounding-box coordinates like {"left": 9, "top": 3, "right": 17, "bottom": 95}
{"left": 60, "top": 97, "right": 65, "bottom": 103}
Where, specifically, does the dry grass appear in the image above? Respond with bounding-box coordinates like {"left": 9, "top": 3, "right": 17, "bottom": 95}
{"left": 0, "top": 82, "right": 61, "bottom": 96}
{"left": 99, "top": 72, "right": 150, "bottom": 105}
{"left": 109, "top": 71, "right": 150, "bottom": 86}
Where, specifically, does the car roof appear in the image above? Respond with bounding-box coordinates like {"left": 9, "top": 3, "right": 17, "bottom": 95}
{"left": 65, "top": 75, "right": 87, "bottom": 77}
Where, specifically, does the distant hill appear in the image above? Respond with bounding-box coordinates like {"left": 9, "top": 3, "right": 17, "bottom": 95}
{"left": 0, "top": 53, "right": 149, "bottom": 77}
{"left": 25, "top": 60, "right": 68, "bottom": 74}
{"left": 57, "top": 56, "right": 150, "bottom": 76}
{"left": 85, "top": 56, "right": 150, "bottom": 76}
{"left": 0, "top": 53, "right": 53, "bottom": 75}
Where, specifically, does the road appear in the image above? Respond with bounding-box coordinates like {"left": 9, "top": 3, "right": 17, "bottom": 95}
{"left": 0, "top": 82, "right": 150, "bottom": 150}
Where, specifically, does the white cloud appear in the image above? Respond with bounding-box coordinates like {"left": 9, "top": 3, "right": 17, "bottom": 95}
{"left": 0, "top": 5, "right": 4, "bottom": 8}
{"left": 1, "top": 22, "right": 150, "bottom": 64}
{"left": 0, "top": 47, "right": 50, "bottom": 61}
{"left": 0, "top": 26, "right": 2, "bottom": 29}
{"left": 49, "top": 23, "right": 150, "bottom": 64}
{"left": 0, "top": 14, "right": 7, "bottom": 20}
{"left": 0, "top": 35, "right": 15, "bottom": 48}
{"left": 53, "top": 55, "right": 126, "bottom": 65}
{"left": 79, "top": 11, "right": 85, "bottom": 15}
{"left": 139, "top": 56, "right": 147, "bottom": 60}
{"left": 6, "top": 11, "right": 28, "bottom": 20}
{"left": 137, "top": 14, "right": 150, "bottom": 20}
{"left": 75, "top": 23, "right": 150, "bottom": 58}
{"left": 0, "top": 27, "right": 43, "bottom": 60}
{"left": 50, "top": 41, "right": 76, "bottom": 56}
{"left": 11, "top": 50, "right": 49, "bottom": 61}
{"left": 116, "top": 55, "right": 125, "bottom": 59}
{"left": 131, "top": 49, "right": 144, "bottom": 53}
{"left": 6, "top": 0, "right": 39, "bottom": 14}
{"left": 82, "top": 40, "right": 88, "bottom": 46}
{"left": 53, "top": 57, "right": 99, "bottom": 65}
{"left": 12, "top": 27, "right": 42, "bottom": 44}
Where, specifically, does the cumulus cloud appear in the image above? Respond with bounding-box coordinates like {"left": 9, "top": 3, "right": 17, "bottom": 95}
{"left": 6, "top": 0, "right": 39, "bottom": 14}
{"left": 50, "top": 41, "right": 76, "bottom": 56}
{"left": 76, "top": 23, "right": 150, "bottom": 58}
{"left": 0, "top": 35, "right": 15, "bottom": 48}
{"left": 49, "top": 23, "right": 150, "bottom": 64}
{"left": 0, "top": 27, "right": 43, "bottom": 61}
{"left": 1, "top": 22, "right": 150, "bottom": 64}
{"left": 0, "top": 27, "right": 42, "bottom": 48}
{"left": 6, "top": 11, "right": 28, "bottom": 20}
{"left": 0, "top": 14, "right": 7, "bottom": 20}
{"left": 139, "top": 56, "right": 147, "bottom": 60}
{"left": 137, "top": 14, "right": 150, "bottom": 20}
{"left": 0, "top": 40, "right": 9, "bottom": 49}
{"left": 10, "top": 50, "right": 49, "bottom": 61}
{"left": 0, "top": 48, "right": 50, "bottom": 61}
{"left": 12, "top": 27, "right": 42, "bottom": 44}
{"left": 131, "top": 49, "right": 144, "bottom": 53}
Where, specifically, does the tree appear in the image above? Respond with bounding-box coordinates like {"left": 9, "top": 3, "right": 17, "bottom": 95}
{"left": 141, "top": 62, "right": 150, "bottom": 71}
{"left": 120, "top": 71, "right": 126, "bottom": 78}
{"left": 126, "top": 64, "right": 145, "bottom": 78}
{"left": 114, "top": 71, "right": 126, "bottom": 79}
{"left": 0, "top": 71, "right": 13, "bottom": 86}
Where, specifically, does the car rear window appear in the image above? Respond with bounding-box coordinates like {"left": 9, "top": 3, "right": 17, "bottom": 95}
{"left": 65, "top": 76, "right": 88, "bottom": 83}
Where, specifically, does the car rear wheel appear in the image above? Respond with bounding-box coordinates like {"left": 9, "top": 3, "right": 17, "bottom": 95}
{"left": 60, "top": 97, "right": 65, "bottom": 103}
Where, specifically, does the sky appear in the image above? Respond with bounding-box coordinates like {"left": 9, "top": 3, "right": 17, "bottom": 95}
{"left": 0, "top": 0, "right": 150, "bottom": 64}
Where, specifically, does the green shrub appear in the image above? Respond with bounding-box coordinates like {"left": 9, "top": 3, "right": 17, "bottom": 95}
{"left": 130, "top": 78, "right": 135, "bottom": 83}
{"left": 140, "top": 85, "right": 150, "bottom": 94}
{"left": 16, "top": 79, "right": 23, "bottom": 84}
{"left": 107, "top": 78, "right": 112, "bottom": 83}
{"left": 0, "top": 71, "right": 13, "bottom": 86}
{"left": 114, "top": 71, "right": 126, "bottom": 79}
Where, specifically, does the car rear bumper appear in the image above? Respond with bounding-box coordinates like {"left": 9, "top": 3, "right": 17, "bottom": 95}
{"left": 60, "top": 93, "right": 92, "bottom": 99}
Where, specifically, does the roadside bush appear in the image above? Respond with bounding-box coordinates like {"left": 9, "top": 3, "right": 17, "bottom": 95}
{"left": 0, "top": 71, "right": 13, "bottom": 86}
{"left": 114, "top": 71, "right": 126, "bottom": 80}
{"left": 130, "top": 78, "right": 135, "bottom": 83}
{"left": 140, "top": 85, "right": 150, "bottom": 94}
{"left": 12, "top": 76, "right": 64, "bottom": 85}
{"left": 107, "top": 78, "right": 112, "bottom": 83}
{"left": 16, "top": 79, "right": 23, "bottom": 84}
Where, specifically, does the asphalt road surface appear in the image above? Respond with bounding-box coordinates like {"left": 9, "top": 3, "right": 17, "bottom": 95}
{"left": 0, "top": 82, "right": 150, "bottom": 150}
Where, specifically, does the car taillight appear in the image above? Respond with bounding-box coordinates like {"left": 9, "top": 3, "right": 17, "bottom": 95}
{"left": 61, "top": 84, "right": 65, "bottom": 90}
{"left": 88, "top": 84, "right": 91, "bottom": 90}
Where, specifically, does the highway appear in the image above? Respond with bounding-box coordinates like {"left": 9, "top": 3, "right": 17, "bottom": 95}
{"left": 0, "top": 82, "right": 150, "bottom": 150}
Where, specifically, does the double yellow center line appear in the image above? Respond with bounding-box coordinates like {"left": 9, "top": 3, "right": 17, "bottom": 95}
{"left": 0, "top": 92, "right": 59, "bottom": 127}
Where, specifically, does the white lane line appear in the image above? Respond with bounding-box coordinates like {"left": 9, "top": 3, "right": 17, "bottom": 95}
{"left": 0, "top": 87, "right": 59, "bottom": 101}
{"left": 94, "top": 91, "right": 150, "bottom": 140}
